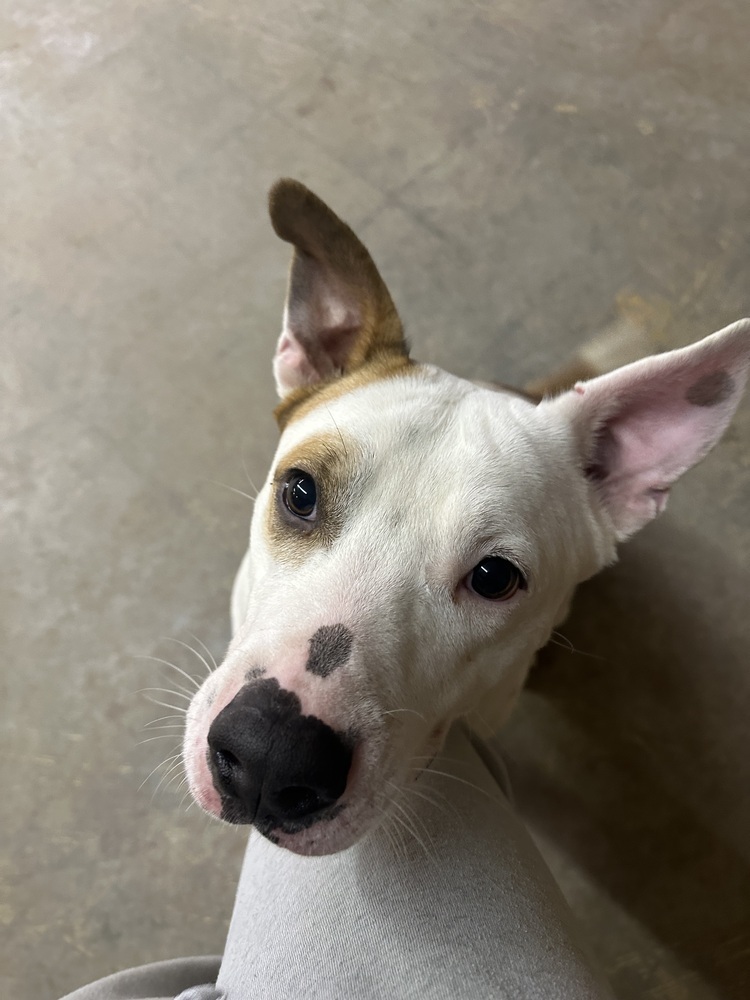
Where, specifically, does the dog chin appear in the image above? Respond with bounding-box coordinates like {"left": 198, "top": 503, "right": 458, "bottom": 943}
{"left": 263, "top": 818, "right": 364, "bottom": 856}
{"left": 205, "top": 791, "right": 380, "bottom": 856}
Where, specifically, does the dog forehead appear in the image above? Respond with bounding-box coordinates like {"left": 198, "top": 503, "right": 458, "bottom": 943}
{"left": 273, "top": 365, "right": 561, "bottom": 546}
{"left": 276, "top": 365, "right": 535, "bottom": 465}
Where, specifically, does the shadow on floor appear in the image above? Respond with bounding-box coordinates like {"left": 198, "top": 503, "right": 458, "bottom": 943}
{"left": 505, "top": 521, "right": 750, "bottom": 999}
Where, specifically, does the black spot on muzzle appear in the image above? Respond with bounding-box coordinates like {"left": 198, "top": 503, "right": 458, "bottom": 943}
{"left": 206, "top": 678, "right": 352, "bottom": 837}
{"left": 306, "top": 624, "right": 353, "bottom": 678}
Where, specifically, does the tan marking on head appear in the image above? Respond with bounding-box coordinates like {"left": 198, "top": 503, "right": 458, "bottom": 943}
{"left": 275, "top": 350, "right": 415, "bottom": 429}
{"left": 265, "top": 431, "right": 361, "bottom": 564}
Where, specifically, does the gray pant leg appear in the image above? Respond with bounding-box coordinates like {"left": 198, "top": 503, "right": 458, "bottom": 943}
{"left": 58, "top": 957, "right": 221, "bottom": 1000}
{"left": 59, "top": 724, "right": 614, "bottom": 1000}
{"left": 217, "top": 723, "right": 614, "bottom": 999}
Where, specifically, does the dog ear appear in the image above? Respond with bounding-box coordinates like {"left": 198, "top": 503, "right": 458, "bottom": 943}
{"left": 545, "top": 318, "right": 750, "bottom": 540}
{"left": 268, "top": 179, "right": 407, "bottom": 397}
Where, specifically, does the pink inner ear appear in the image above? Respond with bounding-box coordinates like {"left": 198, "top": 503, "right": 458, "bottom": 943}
{"left": 589, "top": 387, "right": 713, "bottom": 530}
{"left": 572, "top": 321, "right": 749, "bottom": 538}
{"left": 273, "top": 313, "right": 361, "bottom": 395}
{"left": 595, "top": 384, "right": 726, "bottom": 482}
{"left": 274, "top": 331, "right": 321, "bottom": 390}
{"left": 273, "top": 262, "right": 365, "bottom": 396}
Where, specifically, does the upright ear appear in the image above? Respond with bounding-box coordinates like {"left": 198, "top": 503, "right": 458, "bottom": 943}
{"left": 546, "top": 319, "right": 750, "bottom": 540}
{"left": 268, "top": 179, "right": 407, "bottom": 398}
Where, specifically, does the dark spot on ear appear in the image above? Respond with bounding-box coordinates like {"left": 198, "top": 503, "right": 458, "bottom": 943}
{"left": 306, "top": 624, "right": 353, "bottom": 678}
{"left": 686, "top": 370, "right": 734, "bottom": 407}
{"left": 245, "top": 667, "right": 265, "bottom": 682}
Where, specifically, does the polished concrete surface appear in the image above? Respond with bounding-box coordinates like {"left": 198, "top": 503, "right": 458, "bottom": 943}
{"left": 2, "top": 2, "right": 749, "bottom": 998}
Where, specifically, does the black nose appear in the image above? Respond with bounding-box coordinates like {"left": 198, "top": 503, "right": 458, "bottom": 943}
{"left": 207, "top": 678, "right": 353, "bottom": 834}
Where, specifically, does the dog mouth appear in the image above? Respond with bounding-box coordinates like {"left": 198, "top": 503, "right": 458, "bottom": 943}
{"left": 186, "top": 729, "right": 429, "bottom": 856}
{"left": 183, "top": 674, "right": 451, "bottom": 855}
{"left": 199, "top": 737, "right": 384, "bottom": 855}
{"left": 222, "top": 795, "right": 347, "bottom": 844}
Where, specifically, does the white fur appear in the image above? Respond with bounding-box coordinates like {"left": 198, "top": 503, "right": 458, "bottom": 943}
{"left": 184, "top": 309, "right": 749, "bottom": 855}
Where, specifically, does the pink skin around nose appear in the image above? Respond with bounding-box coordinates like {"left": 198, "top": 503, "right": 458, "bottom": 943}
{"left": 186, "top": 676, "right": 246, "bottom": 816}
{"left": 185, "top": 651, "right": 352, "bottom": 821}
{"left": 185, "top": 666, "right": 453, "bottom": 853}
{"left": 186, "top": 642, "right": 311, "bottom": 816}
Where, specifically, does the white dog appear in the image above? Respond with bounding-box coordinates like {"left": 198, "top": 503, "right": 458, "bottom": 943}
{"left": 183, "top": 179, "right": 749, "bottom": 857}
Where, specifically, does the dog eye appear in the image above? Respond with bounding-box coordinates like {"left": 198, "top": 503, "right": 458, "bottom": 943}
{"left": 282, "top": 471, "right": 317, "bottom": 519}
{"left": 467, "top": 557, "right": 525, "bottom": 601}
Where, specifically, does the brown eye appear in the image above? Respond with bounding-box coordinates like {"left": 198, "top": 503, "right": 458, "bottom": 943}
{"left": 467, "top": 557, "right": 525, "bottom": 601}
{"left": 283, "top": 471, "right": 317, "bottom": 519}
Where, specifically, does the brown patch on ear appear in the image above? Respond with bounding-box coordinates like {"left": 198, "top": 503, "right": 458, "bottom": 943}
{"left": 269, "top": 179, "right": 407, "bottom": 376}
{"left": 275, "top": 352, "right": 416, "bottom": 429}
{"left": 265, "top": 431, "right": 360, "bottom": 564}
{"left": 685, "top": 370, "right": 734, "bottom": 407}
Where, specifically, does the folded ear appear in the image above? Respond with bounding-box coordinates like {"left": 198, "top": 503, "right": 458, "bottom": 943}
{"left": 546, "top": 318, "right": 750, "bottom": 540}
{"left": 268, "top": 179, "right": 407, "bottom": 398}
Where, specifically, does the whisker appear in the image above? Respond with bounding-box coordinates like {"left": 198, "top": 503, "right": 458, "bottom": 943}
{"left": 411, "top": 766, "right": 497, "bottom": 803}
{"left": 189, "top": 632, "right": 218, "bottom": 674}
{"left": 550, "top": 629, "right": 574, "bottom": 653}
{"left": 208, "top": 479, "right": 257, "bottom": 504}
{"left": 390, "top": 806, "right": 433, "bottom": 861}
{"left": 385, "top": 783, "right": 436, "bottom": 861}
{"left": 402, "top": 796, "right": 438, "bottom": 857}
{"left": 153, "top": 757, "right": 185, "bottom": 799}
{"left": 143, "top": 695, "right": 187, "bottom": 714}
{"left": 380, "top": 814, "right": 396, "bottom": 857}
{"left": 382, "top": 811, "right": 407, "bottom": 864}
{"left": 382, "top": 707, "right": 427, "bottom": 723}
{"left": 140, "top": 724, "right": 185, "bottom": 733}
{"left": 138, "top": 687, "right": 192, "bottom": 702}
{"left": 325, "top": 405, "right": 349, "bottom": 460}
{"left": 137, "top": 735, "right": 183, "bottom": 745}
{"left": 138, "top": 753, "right": 181, "bottom": 792}
{"left": 241, "top": 454, "right": 260, "bottom": 498}
{"left": 469, "top": 705, "right": 498, "bottom": 735}
{"left": 134, "top": 654, "right": 201, "bottom": 691}
{"left": 179, "top": 788, "right": 193, "bottom": 812}
{"left": 549, "top": 630, "right": 605, "bottom": 661}
{"left": 162, "top": 637, "right": 213, "bottom": 682}
{"left": 182, "top": 798, "right": 197, "bottom": 816}
{"left": 400, "top": 783, "right": 452, "bottom": 818}
{"left": 391, "top": 817, "right": 408, "bottom": 863}
{"left": 143, "top": 714, "right": 184, "bottom": 728}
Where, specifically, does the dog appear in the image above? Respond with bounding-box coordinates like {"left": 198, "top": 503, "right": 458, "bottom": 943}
{"left": 183, "top": 178, "right": 749, "bottom": 857}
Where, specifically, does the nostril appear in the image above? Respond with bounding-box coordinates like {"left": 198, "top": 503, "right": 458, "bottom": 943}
{"left": 275, "top": 785, "right": 326, "bottom": 818}
{"left": 212, "top": 747, "right": 241, "bottom": 792}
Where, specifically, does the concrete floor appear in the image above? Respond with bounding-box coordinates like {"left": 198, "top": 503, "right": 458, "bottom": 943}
{"left": 2, "top": 1, "right": 749, "bottom": 997}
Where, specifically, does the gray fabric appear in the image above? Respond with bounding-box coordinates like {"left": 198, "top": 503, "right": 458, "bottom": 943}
{"left": 58, "top": 957, "right": 221, "bottom": 1000}
{"left": 174, "top": 988, "right": 225, "bottom": 1000}
{"left": 59, "top": 725, "right": 614, "bottom": 999}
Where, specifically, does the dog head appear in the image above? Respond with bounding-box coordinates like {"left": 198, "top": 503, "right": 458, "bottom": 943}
{"left": 184, "top": 179, "right": 749, "bottom": 855}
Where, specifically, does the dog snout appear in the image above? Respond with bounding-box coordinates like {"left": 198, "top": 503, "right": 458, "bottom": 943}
{"left": 206, "top": 678, "right": 353, "bottom": 834}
